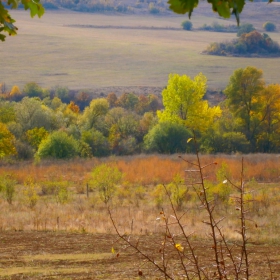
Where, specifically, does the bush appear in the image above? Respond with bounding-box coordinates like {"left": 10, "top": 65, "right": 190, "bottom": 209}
{"left": 144, "top": 122, "right": 192, "bottom": 154}
{"left": 36, "top": 131, "right": 79, "bottom": 159}
{"left": 181, "top": 20, "right": 193, "bottom": 31}
{"left": 263, "top": 21, "right": 276, "bottom": 32}
{"left": 237, "top": 23, "right": 255, "bottom": 37}
{"left": 0, "top": 174, "right": 17, "bottom": 205}
{"left": 149, "top": 3, "right": 160, "bottom": 14}
{"left": 91, "top": 164, "right": 122, "bottom": 204}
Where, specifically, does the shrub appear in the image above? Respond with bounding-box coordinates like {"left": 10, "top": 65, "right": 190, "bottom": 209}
{"left": 36, "top": 131, "right": 79, "bottom": 159}
{"left": 237, "top": 23, "right": 255, "bottom": 37}
{"left": 263, "top": 21, "right": 276, "bottom": 32}
{"left": 181, "top": 20, "right": 193, "bottom": 31}
{"left": 91, "top": 164, "right": 122, "bottom": 204}
{"left": 144, "top": 122, "right": 192, "bottom": 153}
{"left": 0, "top": 174, "right": 17, "bottom": 205}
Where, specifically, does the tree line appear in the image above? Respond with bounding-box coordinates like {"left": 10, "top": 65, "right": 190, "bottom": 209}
{"left": 1, "top": 65, "right": 280, "bottom": 161}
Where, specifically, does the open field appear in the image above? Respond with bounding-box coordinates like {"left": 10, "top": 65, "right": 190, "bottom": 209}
{"left": 1, "top": 3, "right": 280, "bottom": 92}
{"left": 0, "top": 231, "right": 279, "bottom": 279}
{"left": 0, "top": 154, "right": 280, "bottom": 278}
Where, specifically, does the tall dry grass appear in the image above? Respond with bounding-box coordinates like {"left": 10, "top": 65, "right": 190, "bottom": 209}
{"left": 1, "top": 154, "right": 280, "bottom": 184}
{"left": 0, "top": 153, "right": 279, "bottom": 242}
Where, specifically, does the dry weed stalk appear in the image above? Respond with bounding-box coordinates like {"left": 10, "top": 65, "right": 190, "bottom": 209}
{"left": 109, "top": 136, "right": 275, "bottom": 280}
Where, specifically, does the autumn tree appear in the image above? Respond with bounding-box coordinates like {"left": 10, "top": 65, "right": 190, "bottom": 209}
{"left": 158, "top": 73, "right": 221, "bottom": 133}
{"left": 0, "top": 122, "right": 17, "bottom": 158}
{"left": 105, "top": 107, "right": 140, "bottom": 154}
{"left": 106, "top": 92, "right": 118, "bottom": 108}
{"left": 117, "top": 92, "right": 139, "bottom": 111}
{"left": 257, "top": 84, "right": 280, "bottom": 152}
{"left": 25, "top": 127, "right": 49, "bottom": 149}
{"left": 224, "top": 66, "right": 265, "bottom": 150}
{"left": 74, "top": 91, "right": 92, "bottom": 110}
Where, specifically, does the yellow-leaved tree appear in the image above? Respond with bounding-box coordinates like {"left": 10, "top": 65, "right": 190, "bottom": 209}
{"left": 0, "top": 122, "right": 17, "bottom": 158}
{"left": 157, "top": 73, "right": 221, "bottom": 133}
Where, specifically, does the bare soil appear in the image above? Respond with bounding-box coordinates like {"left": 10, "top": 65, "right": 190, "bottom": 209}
{"left": 0, "top": 231, "right": 279, "bottom": 279}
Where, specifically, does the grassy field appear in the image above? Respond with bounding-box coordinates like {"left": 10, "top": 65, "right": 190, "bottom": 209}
{"left": 0, "top": 154, "right": 280, "bottom": 278}
{"left": 1, "top": 7, "right": 280, "bottom": 92}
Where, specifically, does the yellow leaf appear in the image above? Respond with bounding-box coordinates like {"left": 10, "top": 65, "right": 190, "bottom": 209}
{"left": 187, "top": 138, "right": 193, "bottom": 143}
{"left": 175, "top": 243, "right": 184, "bottom": 252}
{"left": 111, "top": 247, "right": 115, "bottom": 254}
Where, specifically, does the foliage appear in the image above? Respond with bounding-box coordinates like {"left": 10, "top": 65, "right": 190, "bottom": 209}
{"left": 91, "top": 164, "right": 122, "bottom": 204}
{"left": 25, "top": 127, "right": 49, "bottom": 149}
{"left": 23, "top": 177, "right": 39, "bottom": 209}
{"left": 0, "top": 174, "right": 17, "bottom": 204}
{"left": 237, "top": 23, "right": 255, "bottom": 37}
{"left": 79, "top": 98, "right": 109, "bottom": 130}
{"left": 54, "top": 86, "right": 70, "bottom": 103}
{"left": 144, "top": 121, "right": 192, "bottom": 153}
{"left": 166, "top": 174, "right": 188, "bottom": 210}
{"left": 167, "top": 0, "right": 256, "bottom": 24}
{"left": 81, "top": 129, "right": 110, "bottom": 157}
{"left": 36, "top": 131, "right": 79, "bottom": 159}
{"left": 0, "top": 0, "right": 44, "bottom": 41}
{"left": 0, "top": 122, "right": 17, "bottom": 158}
{"left": 205, "top": 31, "right": 280, "bottom": 57}
{"left": 157, "top": 73, "right": 221, "bottom": 132}
{"left": 199, "top": 22, "right": 238, "bottom": 32}
{"left": 0, "top": 102, "right": 15, "bottom": 123}
{"left": 181, "top": 20, "right": 192, "bottom": 30}
{"left": 224, "top": 66, "right": 265, "bottom": 149}
{"left": 23, "top": 82, "right": 49, "bottom": 99}
{"left": 263, "top": 21, "right": 276, "bottom": 32}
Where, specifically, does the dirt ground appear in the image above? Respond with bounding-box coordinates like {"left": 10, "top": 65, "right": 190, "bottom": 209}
{"left": 0, "top": 231, "right": 279, "bottom": 279}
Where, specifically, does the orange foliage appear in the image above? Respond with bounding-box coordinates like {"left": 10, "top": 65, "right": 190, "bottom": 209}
{"left": 1, "top": 154, "right": 280, "bottom": 185}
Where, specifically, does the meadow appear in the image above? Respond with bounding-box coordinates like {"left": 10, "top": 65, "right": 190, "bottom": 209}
{"left": 1, "top": 7, "right": 280, "bottom": 93}
{"left": 0, "top": 154, "right": 280, "bottom": 278}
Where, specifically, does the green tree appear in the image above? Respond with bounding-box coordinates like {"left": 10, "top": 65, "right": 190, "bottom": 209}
{"left": 23, "top": 82, "right": 49, "bottom": 99}
{"left": 79, "top": 98, "right": 109, "bottom": 130}
{"left": 14, "top": 97, "right": 54, "bottom": 132}
{"left": 91, "top": 164, "right": 122, "bottom": 204}
{"left": 263, "top": 22, "right": 276, "bottom": 32}
{"left": 54, "top": 86, "right": 70, "bottom": 103}
{"left": 181, "top": 20, "right": 193, "bottom": 30}
{"left": 224, "top": 66, "right": 265, "bottom": 149}
{"left": 36, "top": 131, "right": 79, "bottom": 159}
{"left": 144, "top": 121, "right": 192, "bottom": 153}
{"left": 157, "top": 73, "right": 221, "bottom": 133}
{"left": 81, "top": 129, "right": 110, "bottom": 157}
{"left": 0, "top": 101, "right": 16, "bottom": 123}
{"left": 0, "top": 0, "right": 44, "bottom": 41}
